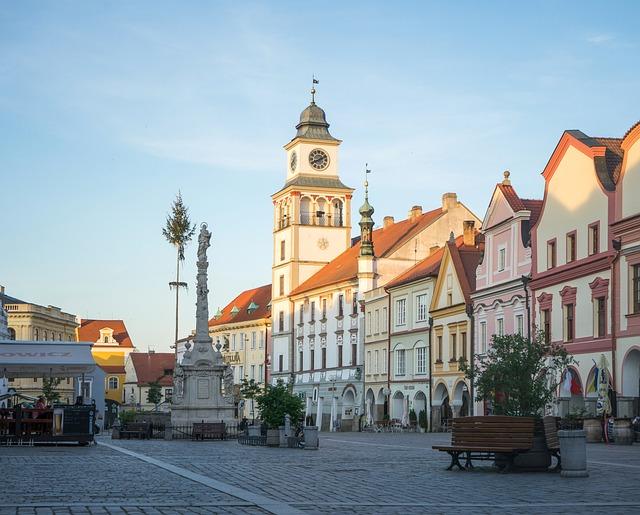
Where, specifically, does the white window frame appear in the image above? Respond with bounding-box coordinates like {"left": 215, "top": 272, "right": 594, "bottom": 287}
{"left": 416, "top": 294, "right": 428, "bottom": 322}
{"left": 396, "top": 298, "right": 407, "bottom": 326}
{"left": 374, "top": 349, "right": 379, "bottom": 373}
{"left": 480, "top": 321, "right": 487, "bottom": 353}
{"left": 416, "top": 347, "right": 426, "bottom": 375}
{"left": 396, "top": 349, "right": 406, "bottom": 376}
{"left": 382, "top": 348, "right": 387, "bottom": 373}
{"left": 496, "top": 318, "right": 504, "bottom": 337}
{"left": 382, "top": 307, "right": 388, "bottom": 333}
{"left": 516, "top": 314, "right": 524, "bottom": 336}
{"left": 498, "top": 246, "right": 506, "bottom": 272}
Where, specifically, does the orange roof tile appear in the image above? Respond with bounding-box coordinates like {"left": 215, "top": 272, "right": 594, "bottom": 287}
{"left": 78, "top": 319, "right": 134, "bottom": 348}
{"left": 130, "top": 352, "right": 174, "bottom": 386}
{"left": 290, "top": 208, "right": 444, "bottom": 296}
{"left": 386, "top": 245, "right": 448, "bottom": 290}
{"left": 209, "top": 284, "right": 272, "bottom": 327}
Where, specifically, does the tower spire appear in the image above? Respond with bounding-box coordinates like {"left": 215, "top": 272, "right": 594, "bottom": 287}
{"left": 359, "top": 164, "right": 375, "bottom": 257}
{"left": 311, "top": 75, "right": 319, "bottom": 105}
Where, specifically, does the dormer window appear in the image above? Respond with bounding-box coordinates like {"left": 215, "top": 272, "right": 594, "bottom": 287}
{"left": 230, "top": 306, "right": 240, "bottom": 316}
{"left": 99, "top": 328, "right": 116, "bottom": 345}
{"left": 247, "top": 301, "right": 258, "bottom": 314}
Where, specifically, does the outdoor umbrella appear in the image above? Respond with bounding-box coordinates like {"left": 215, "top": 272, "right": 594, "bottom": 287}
{"left": 316, "top": 397, "right": 323, "bottom": 430}
{"left": 305, "top": 396, "right": 311, "bottom": 424}
{"left": 367, "top": 397, "right": 374, "bottom": 426}
{"left": 330, "top": 396, "right": 338, "bottom": 432}
{"left": 596, "top": 354, "right": 611, "bottom": 417}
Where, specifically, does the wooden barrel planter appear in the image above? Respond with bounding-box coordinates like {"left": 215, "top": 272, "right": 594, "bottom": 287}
{"left": 614, "top": 419, "right": 634, "bottom": 445}
{"left": 583, "top": 418, "right": 602, "bottom": 443}
{"left": 512, "top": 419, "right": 551, "bottom": 471}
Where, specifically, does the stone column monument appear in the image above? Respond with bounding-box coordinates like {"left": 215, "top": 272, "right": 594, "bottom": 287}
{"left": 171, "top": 223, "right": 235, "bottom": 425}
{"left": 0, "top": 287, "right": 10, "bottom": 340}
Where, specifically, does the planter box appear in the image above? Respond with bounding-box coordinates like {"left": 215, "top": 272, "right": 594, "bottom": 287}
{"left": 583, "top": 418, "right": 602, "bottom": 443}
{"left": 266, "top": 429, "right": 280, "bottom": 447}
{"left": 304, "top": 426, "right": 319, "bottom": 450}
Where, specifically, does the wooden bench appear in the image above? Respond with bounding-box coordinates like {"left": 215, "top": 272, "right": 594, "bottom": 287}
{"left": 432, "top": 416, "right": 535, "bottom": 472}
{"left": 120, "top": 422, "right": 151, "bottom": 439}
{"left": 192, "top": 422, "right": 226, "bottom": 441}
{"left": 543, "top": 416, "right": 561, "bottom": 472}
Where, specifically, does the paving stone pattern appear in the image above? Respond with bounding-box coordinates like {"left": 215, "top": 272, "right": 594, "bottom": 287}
{"left": 2, "top": 432, "right": 640, "bottom": 514}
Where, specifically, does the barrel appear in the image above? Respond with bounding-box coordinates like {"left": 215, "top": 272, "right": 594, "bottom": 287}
{"left": 614, "top": 418, "right": 633, "bottom": 445}
{"left": 583, "top": 418, "right": 602, "bottom": 443}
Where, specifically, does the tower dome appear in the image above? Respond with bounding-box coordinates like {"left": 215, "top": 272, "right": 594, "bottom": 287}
{"left": 295, "top": 102, "right": 338, "bottom": 141}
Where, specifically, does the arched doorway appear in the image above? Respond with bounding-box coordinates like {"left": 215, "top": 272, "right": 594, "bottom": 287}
{"left": 622, "top": 349, "right": 640, "bottom": 416}
{"left": 413, "top": 391, "right": 427, "bottom": 431}
{"left": 454, "top": 381, "right": 470, "bottom": 418}
{"left": 342, "top": 389, "right": 355, "bottom": 431}
{"left": 365, "top": 389, "right": 375, "bottom": 426}
{"left": 433, "top": 383, "right": 451, "bottom": 431}
{"left": 559, "top": 368, "right": 584, "bottom": 416}
{"left": 392, "top": 391, "right": 404, "bottom": 421}
{"left": 376, "top": 388, "right": 387, "bottom": 420}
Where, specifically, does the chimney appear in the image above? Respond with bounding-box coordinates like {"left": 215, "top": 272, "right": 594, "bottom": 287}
{"left": 429, "top": 245, "right": 440, "bottom": 256}
{"left": 442, "top": 192, "right": 458, "bottom": 212}
{"left": 463, "top": 220, "right": 476, "bottom": 246}
{"left": 408, "top": 205, "right": 422, "bottom": 221}
{"left": 0, "top": 285, "right": 4, "bottom": 295}
{"left": 383, "top": 216, "right": 395, "bottom": 228}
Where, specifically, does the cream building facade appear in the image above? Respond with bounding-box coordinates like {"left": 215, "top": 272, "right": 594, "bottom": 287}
{"left": 1, "top": 288, "right": 78, "bottom": 403}
{"left": 363, "top": 286, "right": 389, "bottom": 423}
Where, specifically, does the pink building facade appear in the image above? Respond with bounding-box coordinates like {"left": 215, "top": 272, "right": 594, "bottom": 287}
{"left": 472, "top": 173, "right": 542, "bottom": 414}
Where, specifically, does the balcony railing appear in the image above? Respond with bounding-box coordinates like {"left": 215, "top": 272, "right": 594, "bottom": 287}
{"left": 300, "top": 212, "right": 344, "bottom": 227}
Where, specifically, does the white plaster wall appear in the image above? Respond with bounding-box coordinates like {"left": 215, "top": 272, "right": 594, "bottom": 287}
{"left": 622, "top": 138, "right": 640, "bottom": 218}
{"left": 286, "top": 141, "right": 340, "bottom": 180}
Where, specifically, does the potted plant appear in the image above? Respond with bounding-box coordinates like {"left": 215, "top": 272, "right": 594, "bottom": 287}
{"left": 255, "top": 380, "right": 303, "bottom": 447}
{"left": 418, "top": 409, "right": 428, "bottom": 433}
{"left": 461, "top": 331, "right": 575, "bottom": 471}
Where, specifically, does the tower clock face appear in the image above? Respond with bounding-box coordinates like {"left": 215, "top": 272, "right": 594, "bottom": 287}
{"left": 309, "top": 148, "right": 329, "bottom": 170}
{"left": 290, "top": 151, "right": 297, "bottom": 172}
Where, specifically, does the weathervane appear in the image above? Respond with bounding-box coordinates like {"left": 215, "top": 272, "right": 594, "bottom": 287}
{"left": 311, "top": 75, "right": 319, "bottom": 104}
{"left": 364, "top": 163, "right": 372, "bottom": 192}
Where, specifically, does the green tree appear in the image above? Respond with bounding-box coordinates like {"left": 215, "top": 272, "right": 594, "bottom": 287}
{"left": 146, "top": 381, "right": 163, "bottom": 408}
{"left": 255, "top": 380, "right": 304, "bottom": 429}
{"left": 460, "top": 331, "right": 574, "bottom": 417}
{"left": 162, "top": 192, "right": 196, "bottom": 361}
{"left": 240, "top": 378, "right": 262, "bottom": 422}
{"left": 42, "top": 377, "right": 62, "bottom": 404}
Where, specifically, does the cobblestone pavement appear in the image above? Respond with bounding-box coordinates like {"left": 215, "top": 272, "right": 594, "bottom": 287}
{"left": 2, "top": 432, "right": 640, "bottom": 514}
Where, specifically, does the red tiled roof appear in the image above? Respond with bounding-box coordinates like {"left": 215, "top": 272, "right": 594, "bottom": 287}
{"left": 290, "top": 208, "right": 444, "bottom": 295}
{"left": 99, "top": 365, "right": 126, "bottom": 375}
{"left": 78, "top": 319, "right": 134, "bottom": 348}
{"left": 447, "top": 235, "right": 485, "bottom": 305}
{"left": 495, "top": 184, "right": 543, "bottom": 228}
{"left": 592, "top": 137, "right": 623, "bottom": 184}
{"left": 522, "top": 198, "right": 543, "bottom": 226}
{"left": 130, "top": 353, "right": 174, "bottom": 386}
{"left": 385, "top": 237, "right": 469, "bottom": 290}
{"left": 209, "top": 284, "right": 272, "bottom": 327}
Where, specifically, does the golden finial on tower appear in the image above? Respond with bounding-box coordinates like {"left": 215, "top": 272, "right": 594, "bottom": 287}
{"left": 503, "top": 170, "right": 511, "bottom": 185}
{"left": 311, "top": 75, "right": 319, "bottom": 104}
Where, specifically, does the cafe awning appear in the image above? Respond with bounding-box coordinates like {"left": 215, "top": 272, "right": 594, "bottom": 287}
{"left": 0, "top": 341, "right": 97, "bottom": 377}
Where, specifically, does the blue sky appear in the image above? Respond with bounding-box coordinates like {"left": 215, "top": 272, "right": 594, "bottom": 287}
{"left": 1, "top": 1, "right": 638, "bottom": 351}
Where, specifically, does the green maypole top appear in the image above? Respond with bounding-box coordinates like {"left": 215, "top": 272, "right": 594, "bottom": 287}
{"left": 359, "top": 167, "right": 375, "bottom": 257}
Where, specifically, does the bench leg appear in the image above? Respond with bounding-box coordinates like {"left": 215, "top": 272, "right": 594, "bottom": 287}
{"left": 464, "top": 452, "right": 474, "bottom": 469}
{"left": 446, "top": 451, "right": 465, "bottom": 471}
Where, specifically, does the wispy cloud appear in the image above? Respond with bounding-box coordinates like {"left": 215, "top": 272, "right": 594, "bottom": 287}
{"left": 587, "top": 34, "right": 614, "bottom": 45}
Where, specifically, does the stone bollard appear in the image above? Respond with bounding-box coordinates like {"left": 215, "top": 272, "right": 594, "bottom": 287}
{"left": 111, "top": 418, "right": 121, "bottom": 440}
{"left": 304, "top": 426, "right": 319, "bottom": 450}
{"left": 559, "top": 429, "right": 589, "bottom": 477}
{"left": 164, "top": 423, "right": 173, "bottom": 441}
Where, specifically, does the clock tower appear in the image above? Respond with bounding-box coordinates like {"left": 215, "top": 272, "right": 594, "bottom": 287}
{"left": 270, "top": 86, "right": 354, "bottom": 382}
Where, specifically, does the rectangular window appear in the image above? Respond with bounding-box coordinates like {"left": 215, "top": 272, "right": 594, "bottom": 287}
{"left": 366, "top": 311, "right": 372, "bottom": 335}
{"left": 366, "top": 350, "right": 371, "bottom": 371}
{"left": 239, "top": 332, "right": 244, "bottom": 350}
{"left": 416, "top": 294, "right": 428, "bottom": 322}
{"left": 278, "top": 354, "right": 283, "bottom": 372}
{"left": 259, "top": 332, "right": 264, "bottom": 349}
{"left": 396, "top": 299, "right": 406, "bottom": 326}
{"left": 351, "top": 343, "right": 357, "bottom": 366}
{"left": 447, "top": 292, "right": 453, "bottom": 306}
{"left": 299, "top": 304, "right": 304, "bottom": 324}
{"left": 382, "top": 307, "right": 388, "bottom": 332}
{"left": 322, "top": 348, "right": 327, "bottom": 369}
{"left": 497, "top": 318, "right": 504, "bottom": 337}
{"left": 311, "top": 301, "right": 315, "bottom": 322}
{"left": 480, "top": 321, "right": 487, "bottom": 354}
{"left": 543, "top": 309, "right": 551, "bottom": 344}
{"left": 396, "top": 349, "right": 406, "bottom": 375}
{"left": 416, "top": 347, "right": 426, "bottom": 374}
{"left": 239, "top": 365, "right": 244, "bottom": 379}
{"left": 375, "top": 309, "right": 380, "bottom": 333}
{"left": 251, "top": 331, "right": 256, "bottom": 349}
{"left": 450, "top": 333, "right": 457, "bottom": 361}
{"left": 310, "top": 349, "right": 315, "bottom": 370}
{"left": 338, "top": 294, "right": 344, "bottom": 317}
{"left": 547, "top": 241, "right": 556, "bottom": 269}
{"left": 279, "top": 275, "right": 285, "bottom": 296}
{"left": 258, "top": 364, "right": 263, "bottom": 381}
{"left": 352, "top": 291, "right": 358, "bottom": 314}
{"left": 633, "top": 265, "right": 640, "bottom": 314}
{"left": 278, "top": 311, "right": 284, "bottom": 332}
{"left": 299, "top": 350, "right": 304, "bottom": 371}
{"left": 596, "top": 298, "right": 606, "bottom": 338}
{"left": 232, "top": 333, "right": 237, "bottom": 350}
{"left": 280, "top": 240, "right": 285, "bottom": 261}
{"left": 374, "top": 349, "right": 379, "bottom": 373}
{"left": 516, "top": 314, "right": 524, "bottom": 336}
{"left": 498, "top": 247, "right": 506, "bottom": 271}
{"left": 589, "top": 224, "right": 599, "bottom": 255}
{"left": 437, "top": 336, "right": 443, "bottom": 362}
{"left": 250, "top": 365, "right": 255, "bottom": 380}
{"left": 382, "top": 348, "right": 387, "bottom": 373}
{"left": 338, "top": 345, "right": 343, "bottom": 367}
{"left": 322, "top": 298, "right": 327, "bottom": 319}
{"left": 566, "top": 233, "right": 576, "bottom": 263}
{"left": 461, "top": 332, "right": 467, "bottom": 361}
{"left": 565, "top": 304, "right": 575, "bottom": 342}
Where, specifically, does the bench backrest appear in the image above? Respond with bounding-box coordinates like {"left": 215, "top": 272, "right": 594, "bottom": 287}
{"left": 451, "top": 416, "right": 535, "bottom": 449}
{"left": 542, "top": 416, "right": 560, "bottom": 450}
{"left": 193, "top": 422, "right": 225, "bottom": 432}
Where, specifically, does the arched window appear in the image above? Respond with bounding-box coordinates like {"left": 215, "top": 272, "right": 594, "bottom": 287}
{"left": 8, "top": 328, "right": 16, "bottom": 340}
{"left": 104, "top": 336, "right": 109, "bottom": 343}
{"left": 316, "top": 198, "right": 327, "bottom": 226}
{"left": 34, "top": 328, "right": 39, "bottom": 340}
{"left": 300, "top": 197, "right": 312, "bottom": 225}
{"left": 333, "top": 199, "right": 344, "bottom": 227}
{"left": 108, "top": 377, "right": 118, "bottom": 390}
